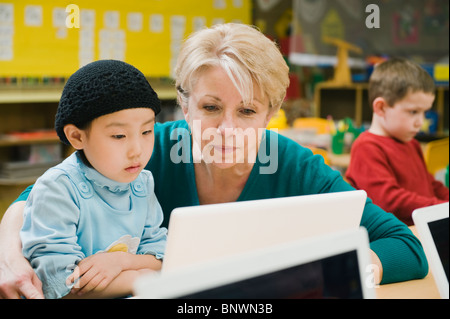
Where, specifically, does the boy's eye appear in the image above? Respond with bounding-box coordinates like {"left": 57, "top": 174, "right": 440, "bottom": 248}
{"left": 142, "top": 130, "right": 153, "bottom": 135}
{"left": 112, "top": 135, "right": 126, "bottom": 139}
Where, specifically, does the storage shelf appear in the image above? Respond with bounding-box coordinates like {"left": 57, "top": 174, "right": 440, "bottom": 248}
{"left": 314, "top": 82, "right": 449, "bottom": 133}
{"left": 0, "top": 89, "right": 63, "bottom": 104}
{"left": 0, "top": 82, "right": 176, "bottom": 104}
{"left": 0, "top": 136, "right": 60, "bottom": 147}
{"left": 0, "top": 176, "right": 38, "bottom": 186}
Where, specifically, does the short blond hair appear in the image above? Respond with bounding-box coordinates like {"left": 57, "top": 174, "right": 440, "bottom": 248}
{"left": 175, "top": 23, "right": 290, "bottom": 110}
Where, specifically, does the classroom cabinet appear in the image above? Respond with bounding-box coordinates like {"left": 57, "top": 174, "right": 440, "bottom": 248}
{"left": 314, "top": 82, "right": 449, "bottom": 133}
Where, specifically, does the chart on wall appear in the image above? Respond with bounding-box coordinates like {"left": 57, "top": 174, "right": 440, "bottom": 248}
{"left": 0, "top": 0, "right": 251, "bottom": 78}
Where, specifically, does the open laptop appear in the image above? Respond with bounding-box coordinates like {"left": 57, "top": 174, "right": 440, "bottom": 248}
{"left": 162, "top": 190, "right": 367, "bottom": 272}
{"left": 412, "top": 202, "right": 449, "bottom": 299}
{"left": 135, "top": 227, "right": 376, "bottom": 299}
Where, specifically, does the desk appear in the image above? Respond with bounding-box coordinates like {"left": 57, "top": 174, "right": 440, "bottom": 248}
{"left": 377, "top": 272, "right": 440, "bottom": 299}
{"left": 377, "top": 226, "right": 441, "bottom": 299}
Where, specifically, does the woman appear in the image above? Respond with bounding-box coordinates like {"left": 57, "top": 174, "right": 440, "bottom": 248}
{"left": 0, "top": 23, "right": 427, "bottom": 299}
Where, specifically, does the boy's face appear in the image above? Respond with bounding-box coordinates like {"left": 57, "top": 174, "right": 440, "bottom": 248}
{"left": 381, "top": 91, "right": 435, "bottom": 143}
{"left": 80, "top": 108, "right": 155, "bottom": 183}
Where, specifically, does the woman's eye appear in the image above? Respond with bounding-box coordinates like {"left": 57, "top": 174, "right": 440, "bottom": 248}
{"left": 112, "top": 135, "right": 126, "bottom": 139}
{"left": 203, "top": 105, "right": 218, "bottom": 112}
{"left": 142, "top": 130, "right": 153, "bottom": 135}
{"left": 241, "top": 108, "right": 256, "bottom": 115}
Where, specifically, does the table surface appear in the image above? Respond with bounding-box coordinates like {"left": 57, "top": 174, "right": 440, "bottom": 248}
{"left": 376, "top": 271, "right": 440, "bottom": 299}
{"left": 376, "top": 226, "right": 441, "bottom": 299}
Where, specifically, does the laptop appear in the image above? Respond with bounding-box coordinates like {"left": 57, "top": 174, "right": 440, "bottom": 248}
{"left": 162, "top": 190, "right": 367, "bottom": 272}
{"left": 134, "top": 227, "right": 376, "bottom": 299}
{"left": 412, "top": 202, "right": 449, "bottom": 299}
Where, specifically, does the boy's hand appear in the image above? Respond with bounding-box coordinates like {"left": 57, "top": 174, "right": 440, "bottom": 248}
{"left": 67, "top": 252, "right": 124, "bottom": 296}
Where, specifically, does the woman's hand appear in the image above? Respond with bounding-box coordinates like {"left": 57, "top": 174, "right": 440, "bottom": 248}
{"left": 0, "top": 201, "right": 44, "bottom": 299}
{"left": 0, "top": 254, "right": 43, "bottom": 299}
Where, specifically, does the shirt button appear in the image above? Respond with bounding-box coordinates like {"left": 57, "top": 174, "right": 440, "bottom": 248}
{"left": 134, "top": 183, "right": 143, "bottom": 191}
{"left": 79, "top": 182, "right": 89, "bottom": 193}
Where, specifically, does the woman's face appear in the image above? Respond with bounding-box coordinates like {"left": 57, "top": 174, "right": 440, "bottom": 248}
{"left": 182, "top": 66, "right": 275, "bottom": 169}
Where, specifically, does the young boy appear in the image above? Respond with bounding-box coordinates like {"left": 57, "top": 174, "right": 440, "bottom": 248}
{"left": 346, "top": 58, "right": 449, "bottom": 225}
{"left": 20, "top": 60, "right": 167, "bottom": 299}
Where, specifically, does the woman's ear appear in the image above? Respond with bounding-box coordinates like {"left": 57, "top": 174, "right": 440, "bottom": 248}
{"left": 180, "top": 103, "right": 190, "bottom": 124}
{"left": 63, "top": 124, "right": 85, "bottom": 150}
{"left": 264, "top": 106, "right": 277, "bottom": 128}
{"left": 372, "top": 97, "right": 389, "bottom": 117}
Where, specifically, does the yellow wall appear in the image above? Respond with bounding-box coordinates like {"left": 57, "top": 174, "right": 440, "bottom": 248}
{"left": 0, "top": 0, "right": 251, "bottom": 78}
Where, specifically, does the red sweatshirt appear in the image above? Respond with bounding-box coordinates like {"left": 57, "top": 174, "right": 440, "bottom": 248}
{"left": 346, "top": 131, "right": 449, "bottom": 225}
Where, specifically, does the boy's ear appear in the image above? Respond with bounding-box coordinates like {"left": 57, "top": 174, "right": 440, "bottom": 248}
{"left": 63, "top": 124, "right": 85, "bottom": 150}
{"left": 372, "top": 97, "right": 389, "bottom": 117}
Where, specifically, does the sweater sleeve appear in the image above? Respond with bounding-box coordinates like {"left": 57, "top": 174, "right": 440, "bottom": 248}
{"left": 12, "top": 184, "right": 34, "bottom": 204}
{"left": 300, "top": 148, "right": 428, "bottom": 284}
{"left": 346, "top": 140, "right": 446, "bottom": 225}
{"left": 414, "top": 141, "right": 449, "bottom": 201}
{"left": 360, "top": 199, "right": 428, "bottom": 284}
{"left": 432, "top": 178, "right": 449, "bottom": 200}
{"left": 20, "top": 171, "right": 85, "bottom": 299}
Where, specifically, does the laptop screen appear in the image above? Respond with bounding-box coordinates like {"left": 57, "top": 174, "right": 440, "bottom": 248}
{"left": 176, "top": 250, "right": 364, "bottom": 299}
{"left": 429, "top": 217, "right": 449, "bottom": 281}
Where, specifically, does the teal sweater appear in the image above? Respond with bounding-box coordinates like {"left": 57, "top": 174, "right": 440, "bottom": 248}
{"left": 16, "top": 120, "right": 428, "bottom": 284}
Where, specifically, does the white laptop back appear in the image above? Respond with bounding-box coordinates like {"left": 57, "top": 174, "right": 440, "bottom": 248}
{"left": 135, "top": 227, "right": 376, "bottom": 299}
{"left": 412, "top": 202, "right": 449, "bottom": 299}
{"left": 162, "top": 190, "right": 366, "bottom": 272}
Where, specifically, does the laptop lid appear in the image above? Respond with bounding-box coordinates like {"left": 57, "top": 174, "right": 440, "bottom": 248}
{"left": 135, "top": 227, "right": 376, "bottom": 299}
{"left": 412, "top": 202, "right": 449, "bottom": 299}
{"left": 162, "top": 190, "right": 366, "bottom": 272}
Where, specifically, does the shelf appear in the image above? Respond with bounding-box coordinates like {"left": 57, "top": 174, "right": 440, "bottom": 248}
{"left": 314, "top": 82, "right": 449, "bottom": 133}
{"left": 0, "top": 136, "right": 60, "bottom": 147}
{"left": 0, "top": 176, "right": 38, "bottom": 186}
{"left": 0, "top": 81, "right": 177, "bottom": 104}
{"left": 0, "top": 89, "right": 63, "bottom": 103}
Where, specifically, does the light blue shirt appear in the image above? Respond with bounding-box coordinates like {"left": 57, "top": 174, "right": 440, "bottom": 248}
{"left": 20, "top": 152, "right": 167, "bottom": 299}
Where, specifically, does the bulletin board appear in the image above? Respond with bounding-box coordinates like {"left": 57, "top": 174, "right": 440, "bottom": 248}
{"left": 0, "top": 0, "right": 252, "bottom": 78}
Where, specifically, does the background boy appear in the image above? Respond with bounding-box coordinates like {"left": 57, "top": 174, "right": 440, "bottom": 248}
{"left": 346, "top": 58, "right": 449, "bottom": 225}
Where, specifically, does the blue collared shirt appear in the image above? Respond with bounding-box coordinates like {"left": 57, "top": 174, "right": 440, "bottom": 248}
{"left": 21, "top": 152, "right": 167, "bottom": 299}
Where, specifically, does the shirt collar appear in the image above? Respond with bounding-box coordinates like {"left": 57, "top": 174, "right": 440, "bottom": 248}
{"left": 75, "top": 152, "right": 130, "bottom": 193}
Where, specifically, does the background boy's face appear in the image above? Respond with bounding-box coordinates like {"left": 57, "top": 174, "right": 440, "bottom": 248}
{"left": 382, "top": 91, "right": 435, "bottom": 143}
{"left": 81, "top": 108, "right": 155, "bottom": 183}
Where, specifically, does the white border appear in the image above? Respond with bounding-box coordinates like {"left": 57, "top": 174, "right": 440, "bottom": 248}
{"left": 412, "top": 202, "right": 449, "bottom": 299}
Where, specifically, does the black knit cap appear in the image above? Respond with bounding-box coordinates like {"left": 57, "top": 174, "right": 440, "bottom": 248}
{"left": 55, "top": 60, "right": 161, "bottom": 145}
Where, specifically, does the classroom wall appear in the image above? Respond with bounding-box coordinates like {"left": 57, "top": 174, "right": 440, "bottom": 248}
{"left": 0, "top": 0, "right": 252, "bottom": 78}
{"left": 253, "top": 0, "right": 449, "bottom": 63}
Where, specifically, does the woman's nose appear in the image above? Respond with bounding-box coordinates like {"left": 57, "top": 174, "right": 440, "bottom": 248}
{"left": 217, "top": 114, "right": 236, "bottom": 136}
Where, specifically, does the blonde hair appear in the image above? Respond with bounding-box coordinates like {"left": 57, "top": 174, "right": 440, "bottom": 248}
{"left": 369, "top": 57, "right": 435, "bottom": 107}
{"left": 175, "top": 23, "right": 290, "bottom": 110}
